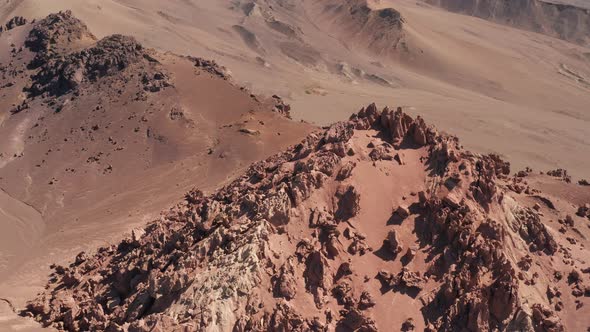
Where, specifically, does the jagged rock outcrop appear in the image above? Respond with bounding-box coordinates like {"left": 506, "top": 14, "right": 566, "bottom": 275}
{"left": 27, "top": 34, "right": 158, "bottom": 97}
{"left": 16, "top": 11, "right": 174, "bottom": 98}
{"left": 22, "top": 102, "right": 587, "bottom": 331}
{"left": 350, "top": 103, "right": 437, "bottom": 148}
{"left": 186, "top": 55, "right": 230, "bottom": 79}
{"left": 25, "top": 10, "right": 96, "bottom": 65}
{"left": 0, "top": 16, "right": 27, "bottom": 33}
{"left": 577, "top": 204, "right": 590, "bottom": 219}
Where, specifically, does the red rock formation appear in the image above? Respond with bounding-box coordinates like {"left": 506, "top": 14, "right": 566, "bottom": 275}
{"left": 22, "top": 101, "right": 588, "bottom": 331}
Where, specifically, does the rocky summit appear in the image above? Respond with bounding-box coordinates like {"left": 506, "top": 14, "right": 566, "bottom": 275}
{"left": 23, "top": 103, "right": 590, "bottom": 331}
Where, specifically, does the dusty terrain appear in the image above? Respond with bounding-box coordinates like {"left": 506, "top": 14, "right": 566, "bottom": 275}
{"left": 0, "top": 0, "right": 589, "bottom": 177}
{"left": 0, "top": 12, "right": 311, "bottom": 331}
{"left": 0, "top": 1, "right": 589, "bottom": 331}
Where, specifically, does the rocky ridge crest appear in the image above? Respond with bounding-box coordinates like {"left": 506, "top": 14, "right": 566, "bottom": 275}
{"left": 22, "top": 102, "right": 588, "bottom": 331}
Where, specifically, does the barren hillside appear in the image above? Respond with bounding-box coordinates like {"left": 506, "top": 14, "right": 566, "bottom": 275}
{"left": 1, "top": 0, "right": 589, "bottom": 177}
{"left": 0, "top": 11, "right": 311, "bottom": 330}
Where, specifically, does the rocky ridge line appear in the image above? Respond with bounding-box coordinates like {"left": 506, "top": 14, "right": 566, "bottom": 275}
{"left": 22, "top": 101, "right": 587, "bottom": 331}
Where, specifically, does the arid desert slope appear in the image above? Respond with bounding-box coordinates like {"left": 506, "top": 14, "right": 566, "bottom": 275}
{"left": 1, "top": 0, "right": 589, "bottom": 176}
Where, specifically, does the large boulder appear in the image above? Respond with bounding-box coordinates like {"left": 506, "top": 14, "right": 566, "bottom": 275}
{"left": 334, "top": 185, "right": 361, "bottom": 221}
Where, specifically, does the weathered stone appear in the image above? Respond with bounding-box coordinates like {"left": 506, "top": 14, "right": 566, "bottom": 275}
{"left": 334, "top": 185, "right": 361, "bottom": 221}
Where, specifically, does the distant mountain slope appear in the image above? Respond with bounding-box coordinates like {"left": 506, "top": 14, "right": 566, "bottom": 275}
{"left": 425, "top": 0, "right": 590, "bottom": 46}
{"left": 546, "top": 0, "right": 590, "bottom": 10}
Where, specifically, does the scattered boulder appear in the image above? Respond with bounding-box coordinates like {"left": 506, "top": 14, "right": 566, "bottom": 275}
{"left": 337, "top": 161, "right": 356, "bottom": 181}
{"left": 238, "top": 128, "right": 261, "bottom": 136}
{"left": 339, "top": 308, "right": 378, "bottom": 331}
{"left": 546, "top": 169, "right": 571, "bottom": 183}
{"left": 401, "top": 318, "right": 416, "bottom": 331}
{"left": 377, "top": 268, "right": 424, "bottom": 291}
{"left": 531, "top": 304, "right": 565, "bottom": 332}
{"left": 142, "top": 71, "right": 171, "bottom": 92}
{"left": 274, "top": 259, "right": 298, "bottom": 300}
{"left": 358, "top": 291, "right": 376, "bottom": 310}
{"left": 271, "top": 95, "right": 292, "bottom": 119}
{"left": 369, "top": 145, "right": 394, "bottom": 161}
{"left": 577, "top": 204, "right": 590, "bottom": 219}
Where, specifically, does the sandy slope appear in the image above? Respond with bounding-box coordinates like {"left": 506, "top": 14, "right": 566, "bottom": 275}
{"left": 0, "top": 189, "right": 43, "bottom": 278}
{"left": 1, "top": 0, "right": 589, "bottom": 178}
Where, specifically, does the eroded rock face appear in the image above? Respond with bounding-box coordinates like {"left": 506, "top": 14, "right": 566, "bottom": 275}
{"left": 323, "top": 121, "right": 354, "bottom": 144}
{"left": 510, "top": 207, "right": 558, "bottom": 254}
